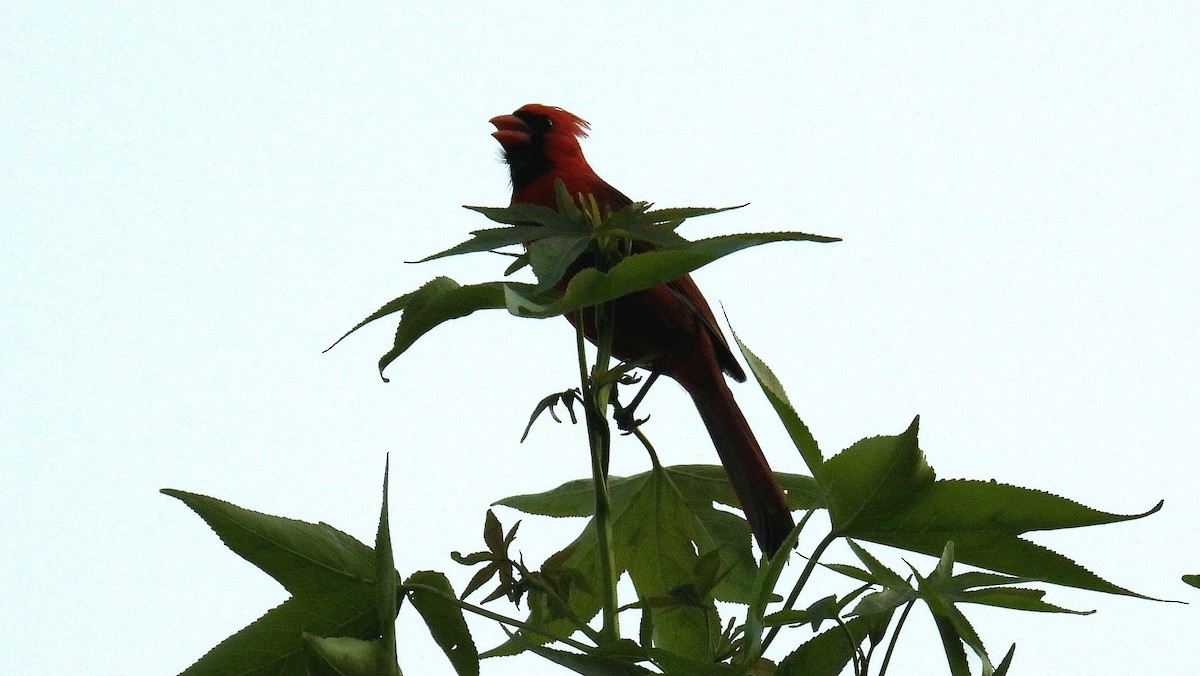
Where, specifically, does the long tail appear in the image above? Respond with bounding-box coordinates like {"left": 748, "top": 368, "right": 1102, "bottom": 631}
{"left": 682, "top": 368, "right": 794, "bottom": 557}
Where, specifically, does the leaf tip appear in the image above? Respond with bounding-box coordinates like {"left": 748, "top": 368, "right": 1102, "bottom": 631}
{"left": 1143, "top": 499, "right": 1165, "bottom": 518}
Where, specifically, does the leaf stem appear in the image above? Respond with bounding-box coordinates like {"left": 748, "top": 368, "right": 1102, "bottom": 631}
{"left": 832, "top": 615, "right": 863, "bottom": 675}
{"left": 877, "top": 599, "right": 916, "bottom": 676}
{"left": 628, "top": 425, "right": 662, "bottom": 469}
{"left": 762, "top": 531, "right": 838, "bottom": 652}
{"left": 399, "top": 583, "right": 594, "bottom": 653}
{"left": 513, "top": 558, "right": 604, "bottom": 644}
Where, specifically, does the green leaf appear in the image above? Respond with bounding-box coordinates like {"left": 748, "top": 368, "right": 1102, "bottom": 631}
{"left": 552, "top": 179, "right": 584, "bottom": 219}
{"left": 801, "top": 595, "right": 840, "bottom": 631}
{"left": 585, "top": 202, "right": 710, "bottom": 248}
{"left": 416, "top": 222, "right": 571, "bottom": 263}
{"left": 843, "top": 478, "right": 1163, "bottom": 598}
{"left": 164, "top": 490, "right": 390, "bottom": 674}
{"left": 497, "top": 465, "right": 818, "bottom": 607}
{"left": 647, "top": 647, "right": 741, "bottom": 675}
{"left": 850, "top": 587, "right": 916, "bottom": 617}
{"left": 326, "top": 277, "right": 518, "bottom": 378}
{"left": 615, "top": 467, "right": 718, "bottom": 659}
{"left": 498, "top": 464, "right": 819, "bottom": 519}
{"left": 351, "top": 198, "right": 837, "bottom": 378}
{"left": 816, "top": 418, "right": 1162, "bottom": 599}
{"left": 1184, "top": 574, "right": 1200, "bottom": 589}
{"left": 761, "top": 607, "right": 814, "bottom": 628}
{"left": 302, "top": 635, "right": 388, "bottom": 676}
{"left": 910, "top": 542, "right": 1048, "bottom": 675}
{"left": 822, "top": 416, "right": 934, "bottom": 532}
{"left": 463, "top": 202, "right": 580, "bottom": 228}
{"left": 496, "top": 476, "right": 598, "bottom": 517}
{"left": 732, "top": 335, "right": 825, "bottom": 480}
{"left": 822, "top": 563, "right": 874, "bottom": 585}
{"left": 918, "top": 543, "right": 997, "bottom": 675}
{"left": 437, "top": 198, "right": 747, "bottom": 271}
{"left": 777, "top": 616, "right": 872, "bottom": 676}
{"left": 161, "top": 489, "right": 374, "bottom": 594}
{"left": 948, "top": 571, "right": 1034, "bottom": 589}
{"left": 373, "top": 278, "right": 514, "bottom": 380}
{"left": 640, "top": 204, "right": 749, "bottom": 226}
{"left": 743, "top": 513, "right": 810, "bottom": 661}
{"left": 846, "top": 540, "right": 910, "bottom": 590}
{"left": 505, "top": 232, "right": 839, "bottom": 318}
{"left": 514, "top": 642, "right": 654, "bottom": 675}
{"left": 374, "top": 460, "right": 401, "bottom": 675}
{"left": 179, "top": 580, "right": 379, "bottom": 675}
{"left": 480, "top": 537, "right": 604, "bottom": 659}
{"left": 960, "top": 587, "right": 1091, "bottom": 615}
{"left": 994, "top": 644, "right": 1017, "bottom": 676}
{"left": 493, "top": 465, "right": 782, "bottom": 659}
{"left": 931, "top": 610, "right": 972, "bottom": 676}
{"left": 405, "top": 571, "right": 479, "bottom": 676}
{"left": 325, "top": 287, "right": 424, "bottom": 353}
{"left": 527, "top": 234, "right": 592, "bottom": 291}
{"left": 895, "top": 545, "right": 1094, "bottom": 615}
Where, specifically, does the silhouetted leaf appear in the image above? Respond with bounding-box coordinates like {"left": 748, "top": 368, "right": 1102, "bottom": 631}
{"left": 406, "top": 571, "right": 479, "bottom": 676}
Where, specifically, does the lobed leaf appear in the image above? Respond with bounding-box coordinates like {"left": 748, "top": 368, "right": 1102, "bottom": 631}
{"left": 846, "top": 540, "right": 910, "bottom": 590}
{"left": 527, "top": 234, "right": 593, "bottom": 292}
{"left": 822, "top": 416, "right": 934, "bottom": 533}
{"left": 776, "top": 616, "right": 872, "bottom": 676}
{"left": 960, "top": 587, "right": 1091, "bottom": 615}
{"left": 161, "top": 489, "right": 374, "bottom": 595}
{"left": 512, "top": 641, "right": 654, "bottom": 675}
{"left": 415, "top": 224, "right": 564, "bottom": 263}
{"left": 373, "top": 278, "right": 513, "bottom": 379}
{"left": 405, "top": 571, "right": 479, "bottom": 676}
{"left": 492, "top": 464, "right": 800, "bottom": 658}
{"left": 463, "top": 202, "right": 580, "bottom": 229}
{"left": 497, "top": 465, "right": 818, "bottom": 522}
{"left": 505, "top": 232, "right": 839, "bottom": 318}
{"left": 816, "top": 418, "right": 1161, "bottom": 599}
{"left": 844, "top": 479, "right": 1162, "bottom": 598}
{"left": 164, "top": 487, "right": 401, "bottom": 675}
{"left": 179, "top": 580, "right": 378, "bottom": 675}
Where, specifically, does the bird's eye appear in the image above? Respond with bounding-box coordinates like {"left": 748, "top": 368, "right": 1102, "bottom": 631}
{"left": 514, "top": 111, "right": 553, "bottom": 133}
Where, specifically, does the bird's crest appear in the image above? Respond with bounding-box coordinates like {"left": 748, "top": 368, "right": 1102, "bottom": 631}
{"left": 516, "top": 104, "right": 591, "bottom": 139}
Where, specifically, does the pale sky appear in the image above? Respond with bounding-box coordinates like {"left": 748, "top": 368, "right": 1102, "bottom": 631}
{"left": 3, "top": 3, "right": 1198, "bottom": 675}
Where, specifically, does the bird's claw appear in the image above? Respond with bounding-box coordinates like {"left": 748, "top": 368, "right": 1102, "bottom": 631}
{"left": 617, "top": 372, "right": 643, "bottom": 386}
{"left": 613, "top": 405, "right": 650, "bottom": 435}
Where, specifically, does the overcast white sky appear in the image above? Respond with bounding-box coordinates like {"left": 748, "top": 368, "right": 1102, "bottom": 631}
{"left": 3, "top": 3, "right": 1198, "bottom": 675}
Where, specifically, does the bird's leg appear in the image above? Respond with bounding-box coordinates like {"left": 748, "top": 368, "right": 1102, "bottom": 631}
{"left": 612, "top": 371, "right": 661, "bottom": 434}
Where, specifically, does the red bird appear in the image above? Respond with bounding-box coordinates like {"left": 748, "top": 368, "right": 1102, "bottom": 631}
{"left": 490, "top": 104, "right": 794, "bottom": 556}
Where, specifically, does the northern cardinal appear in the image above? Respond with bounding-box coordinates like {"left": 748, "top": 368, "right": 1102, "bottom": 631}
{"left": 490, "top": 104, "right": 794, "bottom": 556}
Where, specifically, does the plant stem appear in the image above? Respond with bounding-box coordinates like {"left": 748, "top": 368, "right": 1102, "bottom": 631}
{"left": 628, "top": 425, "right": 662, "bottom": 468}
{"left": 832, "top": 616, "right": 863, "bottom": 675}
{"left": 400, "top": 583, "right": 594, "bottom": 653}
{"left": 513, "top": 559, "right": 605, "bottom": 645}
{"left": 877, "top": 600, "right": 916, "bottom": 676}
{"left": 761, "top": 531, "right": 838, "bottom": 652}
{"left": 577, "top": 307, "right": 620, "bottom": 643}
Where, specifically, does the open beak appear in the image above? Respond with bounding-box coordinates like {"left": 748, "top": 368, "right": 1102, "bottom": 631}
{"left": 490, "top": 113, "right": 531, "bottom": 147}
